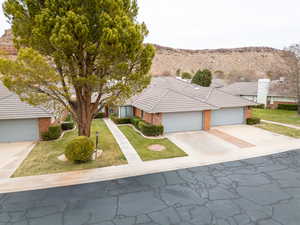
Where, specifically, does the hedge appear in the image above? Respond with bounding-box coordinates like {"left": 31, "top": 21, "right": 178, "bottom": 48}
{"left": 41, "top": 125, "right": 62, "bottom": 141}
{"left": 131, "top": 117, "right": 142, "bottom": 129}
{"left": 110, "top": 115, "right": 131, "bottom": 124}
{"left": 111, "top": 116, "right": 164, "bottom": 136}
{"left": 277, "top": 104, "right": 298, "bottom": 111}
{"left": 95, "top": 112, "right": 105, "bottom": 119}
{"left": 64, "top": 114, "right": 72, "bottom": 122}
{"left": 61, "top": 122, "right": 74, "bottom": 131}
{"left": 138, "top": 121, "right": 164, "bottom": 136}
{"left": 246, "top": 117, "right": 261, "bottom": 125}
{"left": 252, "top": 104, "right": 265, "bottom": 109}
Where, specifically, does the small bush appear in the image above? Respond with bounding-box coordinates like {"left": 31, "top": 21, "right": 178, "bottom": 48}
{"left": 95, "top": 112, "right": 105, "bottom": 119}
{"left": 110, "top": 115, "right": 131, "bottom": 124}
{"left": 131, "top": 117, "right": 142, "bottom": 129}
{"left": 138, "top": 121, "right": 164, "bottom": 136}
{"left": 181, "top": 72, "right": 192, "bottom": 79}
{"left": 61, "top": 122, "right": 74, "bottom": 131}
{"left": 277, "top": 104, "right": 298, "bottom": 111}
{"left": 252, "top": 104, "right": 265, "bottom": 109}
{"left": 41, "top": 125, "right": 62, "bottom": 141}
{"left": 247, "top": 117, "right": 261, "bottom": 125}
{"left": 65, "top": 136, "right": 95, "bottom": 163}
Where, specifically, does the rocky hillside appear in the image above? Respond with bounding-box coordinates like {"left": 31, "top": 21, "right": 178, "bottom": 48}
{"left": 151, "top": 45, "right": 297, "bottom": 82}
{"left": 0, "top": 29, "right": 17, "bottom": 55}
{"left": 0, "top": 29, "right": 297, "bottom": 82}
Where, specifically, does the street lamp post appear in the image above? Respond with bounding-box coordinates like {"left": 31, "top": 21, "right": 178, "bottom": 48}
{"left": 95, "top": 131, "right": 99, "bottom": 160}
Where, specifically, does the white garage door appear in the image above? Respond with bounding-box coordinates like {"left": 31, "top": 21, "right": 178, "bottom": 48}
{"left": 0, "top": 119, "right": 39, "bottom": 142}
{"left": 162, "top": 112, "right": 203, "bottom": 133}
{"left": 212, "top": 108, "right": 245, "bottom": 127}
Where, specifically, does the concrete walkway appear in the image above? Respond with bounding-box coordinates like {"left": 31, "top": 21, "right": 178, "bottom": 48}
{"left": 262, "top": 119, "right": 300, "bottom": 130}
{"left": 104, "top": 118, "right": 142, "bottom": 164}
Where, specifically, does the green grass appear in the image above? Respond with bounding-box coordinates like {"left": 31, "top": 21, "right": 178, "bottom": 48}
{"left": 255, "top": 122, "right": 300, "bottom": 138}
{"left": 12, "top": 119, "right": 127, "bottom": 177}
{"left": 252, "top": 108, "right": 300, "bottom": 126}
{"left": 119, "top": 125, "right": 187, "bottom": 161}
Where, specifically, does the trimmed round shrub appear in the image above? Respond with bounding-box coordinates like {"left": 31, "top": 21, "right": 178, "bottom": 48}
{"left": 247, "top": 117, "right": 261, "bottom": 125}
{"left": 61, "top": 122, "right": 74, "bottom": 131}
{"left": 65, "top": 136, "right": 95, "bottom": 163}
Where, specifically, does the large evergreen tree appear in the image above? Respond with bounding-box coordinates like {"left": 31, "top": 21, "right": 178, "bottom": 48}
{"left": 191, "top": 69, "right": 212, "bottom": 87}
{"left": 0, "top": 0, "right": 155, "bottom": 137}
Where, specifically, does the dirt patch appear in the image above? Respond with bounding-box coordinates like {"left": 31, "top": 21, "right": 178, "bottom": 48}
{"left": 148, "top": 144, "right": 166, "bottom": 152}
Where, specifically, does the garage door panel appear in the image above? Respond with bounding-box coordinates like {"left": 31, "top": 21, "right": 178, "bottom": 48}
{"left": 212, "top": 108, "right": 244, "bottom": 127}
{"left": 162, "top": 112, "right": 203, "bottom": 133}
{"left": 0, "top": 119, "right": 39, "bottom": 142}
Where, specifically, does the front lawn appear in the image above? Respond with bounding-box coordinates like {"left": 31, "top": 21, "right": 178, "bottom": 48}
{"left": 252, "top": 108, "right": 300, "bottom": 126}
{"left": 119, "top": 125, "right": 187, "bottom": 161}
{"left": 12, "top": 119, "right": 126, "bottom": 177}
{"left": 256, "top": 123, "right": 300, "bottom": 138}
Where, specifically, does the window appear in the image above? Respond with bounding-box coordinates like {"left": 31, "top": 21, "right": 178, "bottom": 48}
{"left": 141, "top": 110, "right": 144, "bottom": 119}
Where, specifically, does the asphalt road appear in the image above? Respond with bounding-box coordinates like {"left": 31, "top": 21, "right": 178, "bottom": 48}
{"left": 1, "top": 150, "right": 300, "bottom": 225}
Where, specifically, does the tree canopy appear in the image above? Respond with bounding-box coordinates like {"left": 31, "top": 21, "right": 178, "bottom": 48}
{"left": 191, "top": 69, "right": 212, "bottom": 87}
{"left": 0, "top": 0, "right": 155, "bottom": 136}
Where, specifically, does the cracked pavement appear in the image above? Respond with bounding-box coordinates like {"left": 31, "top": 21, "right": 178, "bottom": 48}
{"left": 1, "top": 149, "right": 300, "bottom": 225}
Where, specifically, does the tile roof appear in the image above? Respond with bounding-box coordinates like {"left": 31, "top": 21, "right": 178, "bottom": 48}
{"left": 220, "top": 81, "right": 297, "bottom": 97}
{"left": 0, "top": 83, "right": 52, "bottom": 120}
{"left": 126, "top": 77, "right": 256, "bottom": 113}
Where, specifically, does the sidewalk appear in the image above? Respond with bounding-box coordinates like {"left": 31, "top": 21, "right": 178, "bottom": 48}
{"left": 262, "top": 119, "right": 300, "bottom": 130}
{"left": 104, "top": 118, "right": 142, "bottom": 164}
{"left": 1, "top": 137, "right": 300, "bottom": 193}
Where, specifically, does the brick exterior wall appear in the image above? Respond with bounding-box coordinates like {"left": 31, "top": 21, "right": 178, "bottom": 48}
{"left": 244, "top": 107, "right": 252, "bottom": 120}
{"left": 203, "top": 110, "right": 211, "bottom": 131}
{"left": 38, "top": 118, "right": 51, "bottom": 137}
{"left": 134, "top": 108, "right": 142, "bottom": 118}
{"left": 133, "top": 107, "right": 162, "bottom": 125}
{"left": 143, "top": 112, "right": 162, "bottom": 125}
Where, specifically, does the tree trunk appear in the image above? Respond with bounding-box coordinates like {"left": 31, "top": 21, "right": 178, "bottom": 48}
{"left": 76, "top": 96, "right": 93, "bottom": 137}
{"left": 78, "top": 118, "right": 92, "bottom": 137}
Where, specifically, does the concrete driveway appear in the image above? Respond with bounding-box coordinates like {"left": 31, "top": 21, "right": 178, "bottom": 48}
{"left": 166, "top": 125, "right": 300, "bottom": 163}
{"left": 0, "top": 142, "right": 35, "bottom": 179}
{"left": 1, "top": 149, "right": 300, "bottom": 225}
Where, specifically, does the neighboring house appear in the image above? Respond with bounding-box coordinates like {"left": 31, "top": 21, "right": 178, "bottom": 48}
{"left": 117, "top": 77, "right": 256, "bottom": 133}
{"left": 0, "top": 83, "right": 53, "bottom": 142}
{"left": 220, "top": 79, "right": 297, "bottom": 108}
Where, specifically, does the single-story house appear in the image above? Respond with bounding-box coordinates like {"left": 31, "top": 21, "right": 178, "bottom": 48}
{"left": 220, "top": 79, "right": 297, "bottom": 108}
{"left": 117, "top": 77, "right": 256, "bottom": 133}
{"left": 0, "top": 83, "right": 53, "bottom": 142}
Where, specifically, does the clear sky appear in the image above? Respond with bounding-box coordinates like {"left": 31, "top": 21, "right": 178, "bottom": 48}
{"left": 1, "top": 0, "right": 299, "bottom": 50}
